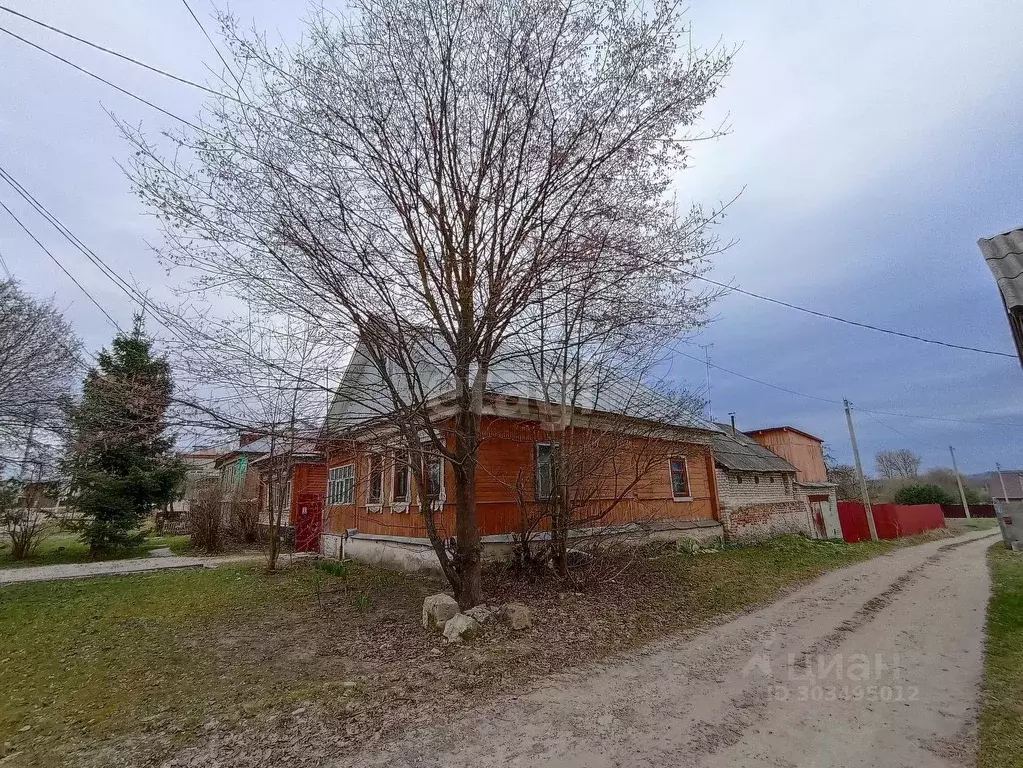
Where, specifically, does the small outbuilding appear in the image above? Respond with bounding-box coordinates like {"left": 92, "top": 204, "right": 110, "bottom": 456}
{"left": 711, "top": 423, "right": 811, "bottom": 541}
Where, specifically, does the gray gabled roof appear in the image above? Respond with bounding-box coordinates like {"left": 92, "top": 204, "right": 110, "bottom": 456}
{"left": 979, "top": 228, "right": 1023, "bottom": 365}
{"left": 325, "top": 337, "right": 721, "bottom": 435}
{"left": 711, "top": 423, "right": 797, "bottom": 473}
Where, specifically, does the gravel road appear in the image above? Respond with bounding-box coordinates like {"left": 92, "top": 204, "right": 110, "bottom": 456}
{"left": 350, "top": 529, "right": 998, "bottom": 768}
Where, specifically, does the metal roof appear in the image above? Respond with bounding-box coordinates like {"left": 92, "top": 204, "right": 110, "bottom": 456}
{"left": 327, "top": 339, "right": 722, "bottom": 435}
{"left": 745, "top": 425, "right": 824, "bottom": 443}
{"left": 710, "top": 423, "right": 797, "bottom": 473}
{"left": 978, "top": 228, "right": 1023, "bottom": 364}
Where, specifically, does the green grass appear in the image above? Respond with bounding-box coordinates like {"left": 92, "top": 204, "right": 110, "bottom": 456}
{"left": 0, "top": 530, "right": 191, "bottom": 570}
{"left": 0, "top": 531, "right": 955, "bottom": 767}
{"left": 0, "top": 560, "right": 436, "bottom": 767}
{"left": 980, "top": 546, "right": 1023, "bottom": 768}
{"left": 947, "top": 517, "right": 999, "bottom": 532}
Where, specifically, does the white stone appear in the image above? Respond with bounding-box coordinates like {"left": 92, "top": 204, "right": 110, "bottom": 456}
{"left": 500, "top": 602, "right": 532, "bottom": 630}
{"left": 442, "top": 613, "right": 482, "bottom": 643}
{"left": 422, "top": 593, "right": 459, "bottom": 630}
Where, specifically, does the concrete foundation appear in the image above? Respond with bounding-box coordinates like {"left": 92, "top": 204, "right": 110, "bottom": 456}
{"left": 323, "top": 520, "right": 725, "bottom": 572}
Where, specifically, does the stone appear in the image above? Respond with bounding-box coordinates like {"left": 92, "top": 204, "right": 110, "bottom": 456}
{"left": 422, "top": 593, "right": 459, "bottom": 630}
{"left": 464, "top": 604, "right": 495, "bottom": 625}
{"left": 429, "top": 647, "right": 443, "bottom": 656}
{"left": 499, "top": 602, "right": 532, "bottom": 630}
{"left": 342, "top": 681, "right": 358, "bottom": 689}
{"left": 442, "top": 613, "right": 482, "bottom": 643}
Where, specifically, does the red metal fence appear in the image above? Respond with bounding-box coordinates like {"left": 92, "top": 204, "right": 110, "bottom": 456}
{"left": 836, "top": 502, "right": 946, "bottom": 543}
{"left": 940, "top": 503, "right": 996, "bottom": 518}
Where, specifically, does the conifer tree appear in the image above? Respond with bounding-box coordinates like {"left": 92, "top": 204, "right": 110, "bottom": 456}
{"left": 66, "top": 316, "right": 184, "bottom": 553}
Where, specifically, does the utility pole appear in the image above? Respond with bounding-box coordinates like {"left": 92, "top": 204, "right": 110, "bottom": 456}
{"left": 844, "top": 399, "right": 878, "bottom": 541}
{"left": 996, "top": 463, "right": 1010, "bottom": 502}
{"left": 700, "top": 343, "right": 713, "bottom": 421}
{"left": 949, "top": 445, "right": 971, "bottom": 519}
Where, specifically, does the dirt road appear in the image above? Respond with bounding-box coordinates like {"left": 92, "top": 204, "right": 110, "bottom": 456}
{"left": 351, "top": 529, "right": 998, "bottom": 768}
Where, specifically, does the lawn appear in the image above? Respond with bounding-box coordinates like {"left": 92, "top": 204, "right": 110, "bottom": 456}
{"left": 0, "top": 529, "right": 191, "bottom": 569}
{"left": 947, "top": 517, "right": 999, "bottom": 533}
{"left": 0, "top": 530, "right": 955, "bottom": 767}
{"left": 979, "top": 545, "right": 1023, "bottom": 768}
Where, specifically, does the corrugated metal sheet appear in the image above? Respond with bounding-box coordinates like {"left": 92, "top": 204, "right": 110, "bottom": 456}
{"left": 326, "top": 338, "right": 722, "bottom": 435}
{"left": 979, "top": 228, "right": 1023, "bottom": 364}
{"left": 710, "top": 423, "right": 796, "bottom": 473}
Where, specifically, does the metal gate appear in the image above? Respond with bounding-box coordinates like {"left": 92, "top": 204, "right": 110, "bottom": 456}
{"left": 294, "top": 496, "right": 323, "bottom": 553}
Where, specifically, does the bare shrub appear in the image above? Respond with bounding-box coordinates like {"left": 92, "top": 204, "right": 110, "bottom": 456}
{"left": 187, "top": 483, "right": 225, "bottom": 554}
{"left": 228, "top": 499, "right": 261, "bottom": 545}
{"left": 1, "top": 480, "right": 49, "bottom": 560}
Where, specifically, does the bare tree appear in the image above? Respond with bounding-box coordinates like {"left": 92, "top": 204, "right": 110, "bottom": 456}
{"left": 167, "top": 313, "right": 337, "bottom": 569}
{"left": 124, "top": 0, "right": 732, "bottom": 606}
{"left": 875, "top": 449, "right": 921, "bottom": 479}
{"left": 0, "top": 279, "right": 81, "bottom": 472}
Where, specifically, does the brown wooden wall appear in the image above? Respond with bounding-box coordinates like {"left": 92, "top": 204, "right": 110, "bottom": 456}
{"left": 748, "top": 429, "right": 828, "bottom": 483}
{"left": 324, "top": 416, "right": 719, "bottom": 539}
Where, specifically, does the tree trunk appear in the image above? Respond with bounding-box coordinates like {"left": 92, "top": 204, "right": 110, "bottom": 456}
{"left": 451, "top": 402, "right": 482, "bottom": 608}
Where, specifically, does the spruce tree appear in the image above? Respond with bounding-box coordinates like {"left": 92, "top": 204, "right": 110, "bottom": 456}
{"left": 66, "top": 315, "right": 184, "bottom": 553}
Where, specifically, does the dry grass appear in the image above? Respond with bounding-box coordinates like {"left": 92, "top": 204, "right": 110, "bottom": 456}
{"left": 979, "top": 545, "right": 1023, "bottom": 768}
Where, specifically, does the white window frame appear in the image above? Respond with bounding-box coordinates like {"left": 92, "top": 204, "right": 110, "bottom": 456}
{"left": 391, "top": 450, "right": 411, "bottom": 511}
{"left": 328, "top": 464, "right": 354, "bottom": 506}
{"left": 421, "top": 449, "right": 445, "bottom": 509}
{"left": 283, "top": 478, "right": 292, "bottom": 512}
{"left": 535, "top": 442, "right": 560, "bottom": 501}
{"left": 366, "top": 453, "right": 384, "bottom": 510}
{"left": 669, "top": 457, "right": 692, "bottom": 502}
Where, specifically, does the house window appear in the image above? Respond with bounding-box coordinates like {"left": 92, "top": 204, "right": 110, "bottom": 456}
{"left": 669, "top": 458, "right": 691, "bottom": 500}
{"left": 392, "top": 450, "right": 410, "bottom": 504}
{"left": 769, "top": 476, "right": 775, "bottom": 483}
{"left": 784, "top": 476, "right": 792, "bottom": 495}
{"left": 423, "top": 452, "right": 444, "bottom": 501}
{"left": 736, "top": 473, "right": 743, "bottom": 484}
{"left": 328, "top": 464, "right": 354, "bottom": 505}
{"left": 754, "top": 475, "right": 760, "bottom": 485}
{"left": 367, "top": 454, "right": 383, "bottom": 504}
{"left": 283, "top": 479, "right": 292, "bottom": 511}
{"left": 535, "top": 443, "right": 560, "bottom": 500}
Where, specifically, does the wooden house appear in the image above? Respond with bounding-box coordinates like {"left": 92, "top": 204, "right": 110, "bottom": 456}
{"left": 317, "top": 340, "right": 726, "bottom": 570}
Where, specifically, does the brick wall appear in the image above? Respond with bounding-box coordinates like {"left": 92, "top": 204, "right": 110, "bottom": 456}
{"left": 716, "top": 469, "right": 812, "bottom": 541}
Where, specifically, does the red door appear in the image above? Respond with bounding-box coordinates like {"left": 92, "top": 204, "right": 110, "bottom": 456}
{"left": 294, "top": 496, "right": 323, "bottom": 553}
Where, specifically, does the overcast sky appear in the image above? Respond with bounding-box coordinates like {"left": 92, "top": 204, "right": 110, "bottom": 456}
{"left": 1, "top": 0, "right": 1021, "bottom": 474}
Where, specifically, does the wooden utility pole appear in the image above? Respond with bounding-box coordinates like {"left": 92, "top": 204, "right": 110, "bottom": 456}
{"left": 844, "top": 399, "right": 878, "bottom": 541}
{"left": 949, "top": 445, "right": 971, "bottom": 519}
{"left": 996, "top": 463, "right": 1010, "bottom": 502}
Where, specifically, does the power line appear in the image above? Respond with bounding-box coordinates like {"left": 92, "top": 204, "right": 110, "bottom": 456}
{"left": 178, "top": 0, "right": 244, "bottom": 90}
{"left": 0, "top": 196, "right": 121, "bottom": 329}
{"left": 675, "top": 346, "right": 1023, "bottom": 429}
{"left": 0, "top": 248, "right": 11, "bottom": 279}
{"left": 0, "top": 23, "right": 204, "bottom": 133}
{"left": 4, "top": 4, "right": 1012, "bottom": 362}
{"left": 683, "top": 270, "right": 1015, "bottom": 359}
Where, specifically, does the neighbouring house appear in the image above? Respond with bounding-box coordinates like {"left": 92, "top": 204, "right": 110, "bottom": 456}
{"left": 970, "top": 470, "right": 1023, "bottom": 503}
{"left": 172, "top": 446, "right": 225, "bottom": 516}
{"left": 979, "top": 228, "right": 1023, "bottom": 366}
{"left": 250, "top": 438, "right": 328, "bottom": 530}
{"left": 214, "top": 433, "right": 272, "bottom": 521}
{"left": 710, "top": 423, "right": 811, "bottom": 541}
{"left": 317, "top": 340, "right": 727, "bottom": 571}
{"left": 745, "top": 426, "right": 842, "bottom": 539}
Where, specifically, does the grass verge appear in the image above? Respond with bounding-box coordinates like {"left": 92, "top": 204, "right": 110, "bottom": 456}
{"left": 0, "top": 530, "right": 956, "bottom": 767}
{"left": 979, "top": 545, "right": 1023, "bottom": 768}
{"left": 0, "top": 530, "right": 191, "bottom": 570}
